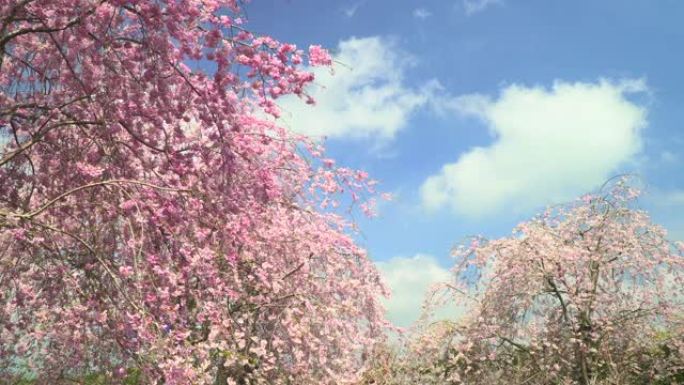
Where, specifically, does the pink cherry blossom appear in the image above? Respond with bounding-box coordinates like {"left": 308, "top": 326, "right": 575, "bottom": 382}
{"left": 408, "top": 178, "right": 684, "bottom": 385}
{"left": 308, "top": 45, "right": 333, "bottom": 66}
{"left": 0, "top": 1, "right": 388, "bottom": 383}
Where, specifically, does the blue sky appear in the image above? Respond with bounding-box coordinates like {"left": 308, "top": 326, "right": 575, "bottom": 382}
{"left": 246, "top": 0, "right": 684, "bottom": 326}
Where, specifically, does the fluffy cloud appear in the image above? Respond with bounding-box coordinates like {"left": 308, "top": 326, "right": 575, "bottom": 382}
{"left": 421, "top": 79, "right": 648, "bottom": 217}
{"left": 462, "top": 0, "right": 501, "bottom": 15}
{"left": 376, "top": 254, "right": 462, "bottom": 327}
{"left": 275, "top": 37, "right": 430, "bottom": 140}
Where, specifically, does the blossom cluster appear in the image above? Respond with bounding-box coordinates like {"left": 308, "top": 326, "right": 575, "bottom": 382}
{"left": 0, "top": 1, "right": 387, "bottom": 383}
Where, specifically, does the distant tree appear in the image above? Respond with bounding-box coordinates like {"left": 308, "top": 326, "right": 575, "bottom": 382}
{"left": 0, "top": 1, "right": 387, "bottom": 384}
{"left": 358, "top": 320, "right": 466, "bottom": 385}
{"left": 413, "top": 179, "right": 684, "bottom": 385}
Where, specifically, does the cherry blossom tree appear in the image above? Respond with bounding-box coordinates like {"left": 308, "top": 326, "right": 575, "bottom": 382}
{"left": 358, "top": 320, "right": 465, "bottom": 385}
{"left": 0, "top": 1, "right": 388, "bottom": 383}
{"left": 409, "top": 179, "right": 684, "bottom": 385}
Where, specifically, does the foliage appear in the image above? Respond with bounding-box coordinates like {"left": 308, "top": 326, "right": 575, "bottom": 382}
{"left": 0, "top": 1, "right": 388, "bottom": 384}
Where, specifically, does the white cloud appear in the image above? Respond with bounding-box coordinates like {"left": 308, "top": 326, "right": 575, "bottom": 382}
{"left": 646, "top": 189, "right": 684, "bottom": 241}
{"left": 655, "top": 190, "right": 684, "bottom": 206}
{"left": 660, "top": 150, "right": 678, "bottom": 164}
{"left": 343, "top": 2, "right": 362, "bottom": 18}
{"left": 376, "top": 254, "right": 463, "bottom": 327}
{"left": 413, "top": 8, "right": 432, "bottom": 19}
{"left": 421, "top": 79, "right": 648, "bottom": 217}
{"left": 462, "top": 0, "right": 501, "bottom": 15}
{"left": 275, "top": 37, "right": 431, "bottom": 140}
